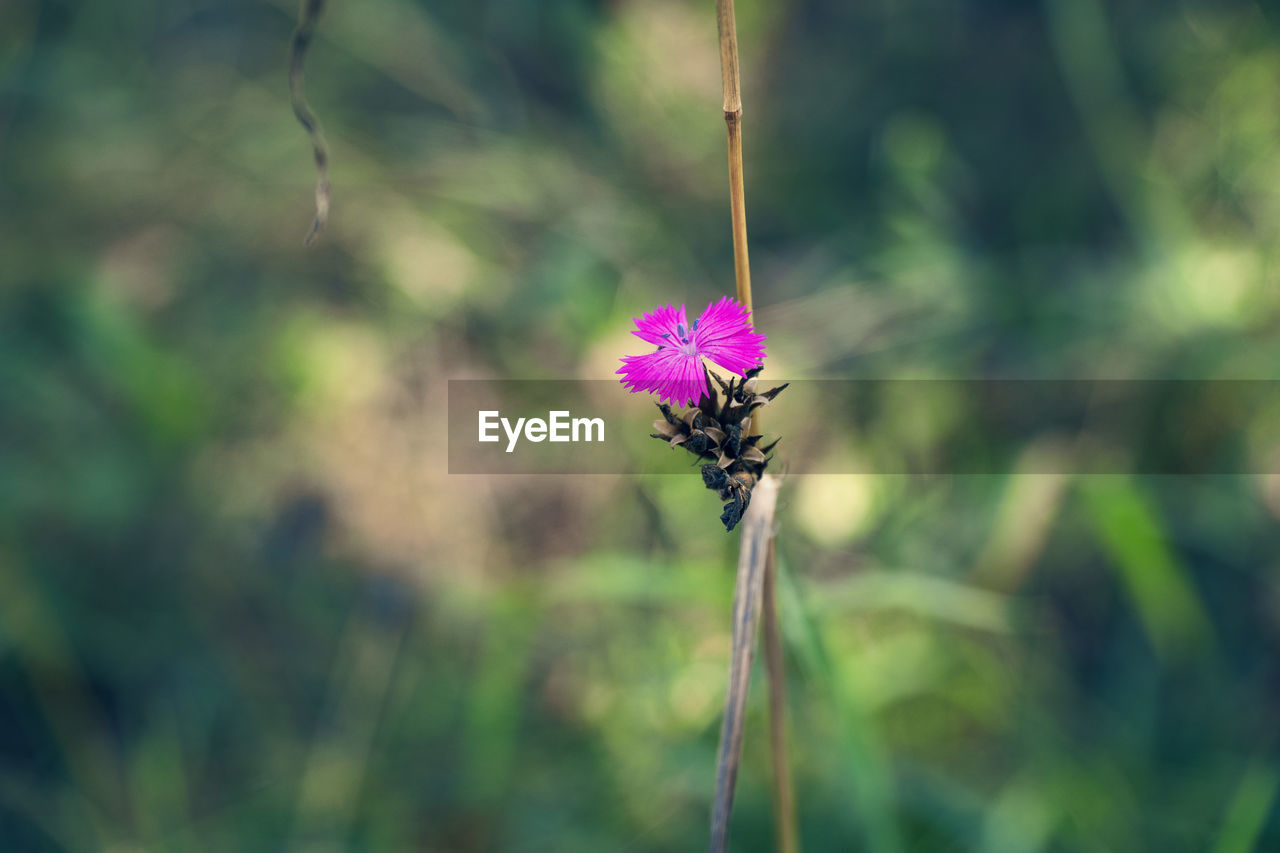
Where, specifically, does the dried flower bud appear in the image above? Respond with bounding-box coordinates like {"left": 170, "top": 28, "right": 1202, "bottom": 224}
{"left": 648, "top": 366, "right": 785, "bottom": 531}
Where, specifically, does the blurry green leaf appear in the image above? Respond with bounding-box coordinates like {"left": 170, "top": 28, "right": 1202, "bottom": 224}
{"left": 1212, "top": 763, "right": 1280, "bottom": 853}
{"left": 461, "top": 593, "right": 538, "bottom": 807}
{"left": 547, "top": 553, "right": 729, "bottom": 606}
{"left": 1079, "top": 477, "right": 1214, "bottom": 659}
{"left": 777, "top": 552, "right": 903, "bottom": 853}
{"left": 809, "top": 570, "right": 1014, "bottom": 634}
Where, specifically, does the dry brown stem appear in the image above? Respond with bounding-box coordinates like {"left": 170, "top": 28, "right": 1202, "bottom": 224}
{"left": 709, "top": 3, "right": 798, "bottom": 852}
{"left": 709, "top": 475, "right": 779, "bottom": 853}
{"left": 289, "top": 0, "right": 331, "bottom": 246}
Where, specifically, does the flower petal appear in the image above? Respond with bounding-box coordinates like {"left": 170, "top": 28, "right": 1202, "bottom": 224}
{"left": 617, "top": 346, "right": 706, "bottom": 406}
{"left": 629, "top": 303, "right": 689, "bottom": 347}
{"left": 693, "top": 296, "right": 767, "bottom": 376}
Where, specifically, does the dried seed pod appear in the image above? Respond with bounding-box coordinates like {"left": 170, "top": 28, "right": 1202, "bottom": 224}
{"left": 687, "top": 430, "right": 712, "bottom": 455}
{"left": 647, "top": 368, "right": 787, "bottom": 531}
{"left": 653, "top": 419, "right": 680, "bottom": 438}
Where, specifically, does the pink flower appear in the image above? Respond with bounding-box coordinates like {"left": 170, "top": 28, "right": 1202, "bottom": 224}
{"left": 617, "top": 296, "right": 767, "bottom": 406}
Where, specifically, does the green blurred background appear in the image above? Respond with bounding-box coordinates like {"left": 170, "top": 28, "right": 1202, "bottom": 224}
{"left": 3, "top": 0, "right": 1280, "bottom": 849}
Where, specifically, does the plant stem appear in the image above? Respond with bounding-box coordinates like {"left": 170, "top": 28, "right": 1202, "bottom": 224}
{"left": 710, "top": 475, "right": 779, "bottom": 853}
{"left": 716, "top": 0, "right": 752, "bottom": 311}
{"left": 289, "top": 0, "right": 331, "bottom": 246}
{"left": 763, "top": 538, "right": 798, "bottom": 853}
{"left": 712, "top": 4, "right": 798, "bottom": 853}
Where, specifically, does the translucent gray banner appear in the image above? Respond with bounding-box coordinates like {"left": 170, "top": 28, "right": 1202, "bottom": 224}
{"left": 447, "top": 380, "right": 1280, "bottom": 475}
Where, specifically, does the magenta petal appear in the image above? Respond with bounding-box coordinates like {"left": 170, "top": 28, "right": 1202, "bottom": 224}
{"left": 617, "top": 347, "right": 705, "bottom": 406}
{"left": 630, "top": 303, "right": 689, "bottom": 347}
{"left": 669, "top": 348, "right": 707, "bottom": 406}
{"left": 693, "top": 296, "right": 767, "bottom": 376}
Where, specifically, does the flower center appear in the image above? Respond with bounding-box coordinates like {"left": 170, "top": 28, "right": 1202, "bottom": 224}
{"left": 661, "top": 318, "right": 699, "bottom": 352}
